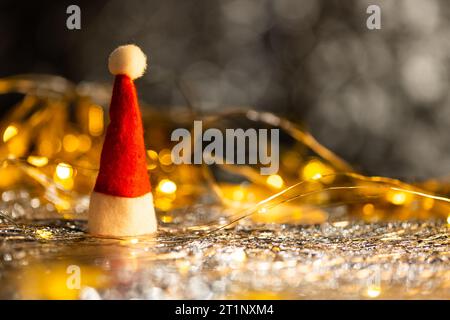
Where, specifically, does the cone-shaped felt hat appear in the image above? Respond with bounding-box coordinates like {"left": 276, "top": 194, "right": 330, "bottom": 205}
{"left": 94, "top": 73, "right": 151, "bottom": 197}
{"left": 88, "top": 44, "right": 157, "bottom": 237}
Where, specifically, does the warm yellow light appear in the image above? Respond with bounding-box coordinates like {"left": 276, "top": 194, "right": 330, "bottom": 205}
{"left": 231, "top": 249, "right": 247, "bottom": 263}
{"left": 88, "top": 105, "right": 104, "bottom": 136}
{"left": 258, "top": 207, "right": 268, "bottom": 214}
{"left": 312, "top": 173, "right": 322, "bottom": 180}
{"left": 157, "top": 179, "right": 177, "bottom": 194}
{"left": 176, "top": 260, "right": 191, "bottom": 274}
{"left": 161, "top": 215, "right": 173, "bottom": 223}
{"left": 129, "top": 250, "right": 138, "bottom": 258}
{"left": 266, "top": 174, "right": 284, "bottom": 189}
{"left": 392, "top": 193, "right": 406, "bottom": 205}
{"left": 147, "top": 150, "right": 158, "bottom": 159}
{"left": 387, "top": 191, "right": 410, "bottom": 205}
{"left": 3, "top": 125, "right": 18, "bottom": 142}
{"left": 302, "top": 159, "right": 335, "bottom": 183}
{"left": 38, "top": 139, "right": 59, "bottom": 156}
{"left": 447, "top": 214, "right": 450, "bottom": 225}
{"left": 155, "top": 198, "right": 173, "bottom": 211}
{"left": 63, "top": 134, "right": 79, "bottom": 152}
{"left": 362, "top": 203, "right": 375, "bottom": 215}
{"left": 56, "top": 163, "right": 73, "bottom": 179}
{"left": 35, "top": 229, "right": 53, "bottom": 239}
{"left": 27, "top": 156, "right": 48, "bottom": 167}
{"left": 18, "top": 263, "right": 108, "bottom": 299}
{"left": 78, "top": 134, "right": 92, "bottom": 152}
{"left": 147, "top": 150, "right": 158, "bottom": 170}
{"left": 233, "top": 291, "right": 288, "bottom": 300}
{"left": 119, "top": 238, "right": 140, "bottom": 246}
{"left": 366, "top": 285, "right": 381, "bottom": 298}
{"left": 232, "top": 189, "right": 245, "bottom": 201}
{"left": 55, "top": 199, "right": 71, "bottom": 211}
{"left": 159, "top": 149, "right": 173, "bottom": 166}
{"left": 422, "top": 198, "right": 434, "bottom": 210}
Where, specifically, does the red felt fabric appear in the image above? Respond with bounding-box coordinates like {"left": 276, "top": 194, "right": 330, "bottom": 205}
{"left": 94, "top": 74, "right": 151, "bottom": 197}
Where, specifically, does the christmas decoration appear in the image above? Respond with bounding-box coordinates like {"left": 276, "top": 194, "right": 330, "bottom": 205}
{"left": 0, "top": 74, "right": 450, "bottom": 299}
{"left": 88, "top": 45, "right": 157, "bottom": 237}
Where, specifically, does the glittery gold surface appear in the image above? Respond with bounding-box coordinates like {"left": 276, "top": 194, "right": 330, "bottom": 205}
{"left": 0, "top": 215, "right": 449, "bottom": 299}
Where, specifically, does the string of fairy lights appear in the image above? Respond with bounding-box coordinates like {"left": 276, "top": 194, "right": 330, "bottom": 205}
{"left": 1, "top": 75, "right": 450, "bottom": 226}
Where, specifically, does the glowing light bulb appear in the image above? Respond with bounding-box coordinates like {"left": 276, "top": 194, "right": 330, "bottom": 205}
{"left": 3, "top": 125, "right": 18, "bottom": 142}
{"left": 157, "top": 179, "right": 177, "bottom": 194}
{"left": 147, "top": 150, "right": 159, "bottom": 170}
{"left": 302, "top": 159, "right": 335, "bottom": 183}
{"left": 27, "top": 156, "right": 49, "bottom": 167}
{"left": 78, "top": 134, "right": 92, "bottom": 152}
{"left": 88, "top": 105, "right": 104, "bottom": 136}
{"left": 159, "top": 149, "right": 173, "bottom": 166}
{"left": 312, "top": 173, "right": 322, "bottom": 180}
{"left": 161, "top": 215, "right": 174, "bottom": 223}
{"left": 362, "top": 203, "right": 375, "bottom": 215}
{"left": 258, "top": 207, "right": 268, "bottom": 214}
{"left": 63, "top": 134, "right": 80, "bottom": 152}
{"left": 366, "top": 285, "right": 381, "bottom": 298}
{"left": 387, "top": 191, "right": 409, "bottom": 205}
{"left": 55, "top": 163, "right": 73, "bottom": 179}
{"left": 266, "top": 174, "right": 284, "bottom": 189}
{"left": 232, "top": 189, "right": 245, "bottom": 201}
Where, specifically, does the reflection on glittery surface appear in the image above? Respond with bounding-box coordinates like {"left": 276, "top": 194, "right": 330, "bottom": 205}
{"left": 1, "top": 212, "right": 449, "bottom": 299}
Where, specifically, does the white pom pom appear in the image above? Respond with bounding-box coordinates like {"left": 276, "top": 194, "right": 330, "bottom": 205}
{"left": 108, "top": 44, "right": 147, "bottom": 80}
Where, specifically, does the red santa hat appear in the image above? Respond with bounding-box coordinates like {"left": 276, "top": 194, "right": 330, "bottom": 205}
{"left": 88, "top": 44, "right": 157, "bottom": 237}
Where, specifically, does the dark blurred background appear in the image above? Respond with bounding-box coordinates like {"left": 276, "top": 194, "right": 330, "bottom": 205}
{"left": 1, "top": 0, "right": 450, "bottom": 180}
